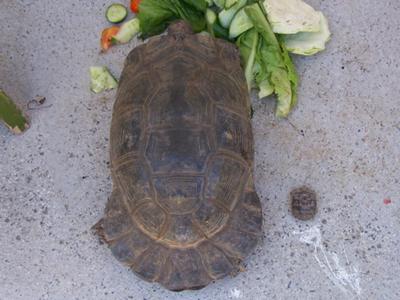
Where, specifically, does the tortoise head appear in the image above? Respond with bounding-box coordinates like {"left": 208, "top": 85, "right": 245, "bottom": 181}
{"left": 167, "top": 21, "right": 193, "bottom": 39}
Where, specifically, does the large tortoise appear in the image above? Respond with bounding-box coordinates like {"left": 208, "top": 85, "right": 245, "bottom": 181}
{"left": 95, "top": 21, "right": 263, "bottom": 291}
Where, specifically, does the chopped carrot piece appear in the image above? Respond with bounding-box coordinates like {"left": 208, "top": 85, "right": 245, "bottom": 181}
{"left": 101, "top": 26, "right": 120, "bottom": 51}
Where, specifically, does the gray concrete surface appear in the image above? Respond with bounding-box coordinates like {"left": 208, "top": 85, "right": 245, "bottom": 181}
{"left": 1, "top": 0, "right": 399, "bottom": 299}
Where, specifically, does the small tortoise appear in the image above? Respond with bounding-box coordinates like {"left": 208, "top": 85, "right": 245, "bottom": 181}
{"left": 290, "top": 186, "right": 317, "bottom": 221}
{"left": 95, "top": 21, "right": 263, "bottom": 291}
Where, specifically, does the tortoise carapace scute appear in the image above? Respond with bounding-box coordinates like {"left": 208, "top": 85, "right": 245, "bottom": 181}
{"left": 95, "top": 21, "right": 263, "bottom": 291}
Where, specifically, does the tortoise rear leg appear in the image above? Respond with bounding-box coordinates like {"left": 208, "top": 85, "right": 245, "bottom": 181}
{"left": 92, "top": 189, "right": 132, "bottom": 244}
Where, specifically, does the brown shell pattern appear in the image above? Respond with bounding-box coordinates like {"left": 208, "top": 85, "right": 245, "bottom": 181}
{"left": 95, "top": 22, "right": 263, "bottom": 291}
{"left": 290, "top": 186, "right": 317, "bottom": 221}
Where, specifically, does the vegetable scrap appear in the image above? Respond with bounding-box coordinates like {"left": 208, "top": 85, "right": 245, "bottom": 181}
{"left": 112, "top": 18, "right": 140, "bottom": 44}
{"left": 137, "top": 0, "right": 208, "bottom": 37}
{"left": 106, "top": 4, "right": 128, "bottom": 24}
{"left": 94, "top": 0, "right": 331, "bottom": 117}
{"left": 100, "top": 18, "right": 140, "bottom": 51}
{"left": 130, "top": 0, "right": 141, "bottom": 13}
{"left": 101, "top": 26, "right": 120, "bottom": 51}
{"left": 263, "top": 0, "right": 321, "bottom": 34}
{"left": 90, "top": 67, "right": 118, "bottom": 94}
{"left": 0, "top": 90, "right": 29, "bottom": 134}
{"left": 282, "top": 12, "right": 330, "bottom": 56}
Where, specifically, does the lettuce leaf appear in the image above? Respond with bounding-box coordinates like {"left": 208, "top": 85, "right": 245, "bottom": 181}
{"left": 282, "top": 12, "right": 331, "bottom": 56}
{"left": 263, "top": 0, "right": 321, "bottom": 34}
{"left": 236, "top": 28, "right": 259, "bottom": 90}
{"left": 213, "top": 0, "right": 226, "bottom": 9}
{"left": 225, "top": 0, "right": 239, "bottom": 9}
{"left": 253, "top": 40, "right": 273, "bottom": 98}
{"left": 138, "top": 0, "right": 208, "bottom": 37}
{"left": 229, "top": 7, "right": 254, "bottom": 38}
{"left": 244, "top": 3, "right": 298, "bottom": 117}
{"left": 218, "top": 0, "right": 247, "bottom": 28}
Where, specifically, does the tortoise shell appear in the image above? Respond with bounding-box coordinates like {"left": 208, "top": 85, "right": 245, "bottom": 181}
{"left": 95, "top": 22, "right": 263, "bottom": 291}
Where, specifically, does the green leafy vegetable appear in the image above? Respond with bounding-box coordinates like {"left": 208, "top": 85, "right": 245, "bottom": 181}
{"left": 282, "top": 12, "right": 331, "bottom": 56}
{"left": 263, "top": 0, "right": 321, "bottom": 34}
{"left": 225, "top": 0, "right": 239, "bottom": 9}
{"left": 258, "top": 78, "right": 274, "bottom": 98}
{"left": 237, "top": 28, "right": 259, "bottom": 90}
{"left": 253, "top": 41, "right": 274, "bottom": 98}
{"left": 218, "top": 0, "right": 247, "bottom": 28}
{"left": 0, "top": 90, "right": 29, "bottom": 134}
{"left": 229, "top": 7, "right": 253, "bottom": 38}
{"left": 280, "top": 40, "right": 298, "bottom": 108}
{"left": 138, "top": 0, "right": 208, "bottom": 37}
{"left": 212, "top": 22, "right": 230, "bottom": 39}
{"left": 184, "top": 0, "right": 208, "bottom": 12}
{"left": 244, "top": 3, "right": 298, "bottom": 117}
{"left": 213, "top": 0, "right": 226, "bottom": 9}
{"left": 134, "top": 0, "right": 329, "bottom": 117}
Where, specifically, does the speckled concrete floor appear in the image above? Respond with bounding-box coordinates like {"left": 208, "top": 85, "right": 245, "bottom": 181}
{"left": 1, "top": 1, "right": 399, "bottom": 299}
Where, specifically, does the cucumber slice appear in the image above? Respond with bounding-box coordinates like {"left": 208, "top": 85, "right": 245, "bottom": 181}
{"left": 90, "top": 66, "right": 118, "bottom": 94}
{"left": 112, "top": 18, "right": 140, "bottom": 44}
{"left": 106, "top": 4, "right": 128, "bottom": 24}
